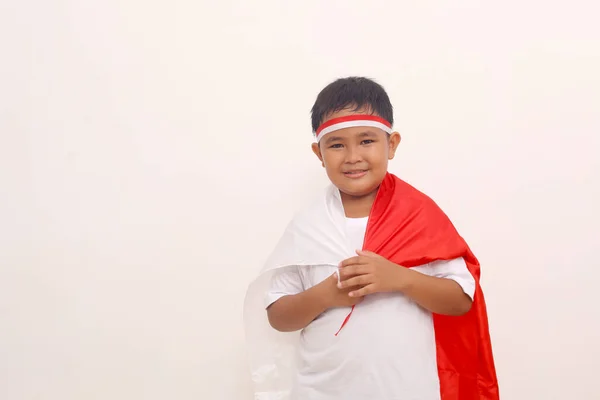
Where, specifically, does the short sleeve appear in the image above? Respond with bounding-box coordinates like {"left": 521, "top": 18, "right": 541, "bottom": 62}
{"left": 412, "top": 257, "right": 476, "bottom": 300}
{"left": 264, "top": 266, "right": 305, "bottom": 309}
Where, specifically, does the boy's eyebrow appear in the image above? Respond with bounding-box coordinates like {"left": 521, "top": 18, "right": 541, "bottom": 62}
{"left": 324, "top": 135, "right": 343, "bottom": 144}
{"left": 357, "top": 130, "right": 377, "bottom": 137}
{"left": 324, "top": 131, "right": 378, "bottom": 144}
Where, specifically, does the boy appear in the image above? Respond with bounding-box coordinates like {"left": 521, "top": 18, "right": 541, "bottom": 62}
{"left": 243, "top": 77, "right": 499, "bottom": 399}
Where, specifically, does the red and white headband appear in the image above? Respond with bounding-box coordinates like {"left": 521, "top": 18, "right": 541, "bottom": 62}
{"left": 315, "top": 115, "right": 393, "bottom": 142}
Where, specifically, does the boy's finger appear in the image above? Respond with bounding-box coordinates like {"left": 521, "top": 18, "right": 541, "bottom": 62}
{"left": 349, "top": 284, "right": 376, "bottom": 298}
{"left": 337, "top": 264, "right": 368, "bottom": 280}
{"left": 338, "top": 256, "right": 359, "bottom": 268}
{"left": 339, "top": 255, "right": 368, "bottom": 268}
{"left": 338, "top": 274, "right": 372, "bottom": 289}
{"left": 356, "top": 249, "right": 380, "bottom": 258}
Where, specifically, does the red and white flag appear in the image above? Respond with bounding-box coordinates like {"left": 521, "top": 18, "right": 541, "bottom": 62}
{"left": 243, "top": 173, "right": 499, "bottom": 399}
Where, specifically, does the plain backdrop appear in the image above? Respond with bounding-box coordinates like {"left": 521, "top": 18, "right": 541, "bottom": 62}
{"left": 1, "top": 1, "right": 599, "bottom": 399}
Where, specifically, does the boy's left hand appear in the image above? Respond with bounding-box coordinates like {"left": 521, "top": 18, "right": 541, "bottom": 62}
{"left": 337, "top": 250, "right": 408, "bottom": 297}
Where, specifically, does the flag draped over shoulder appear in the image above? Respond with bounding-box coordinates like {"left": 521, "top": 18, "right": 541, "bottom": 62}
{"left": 243, "top": 173, "right": 499, "bottom": 400}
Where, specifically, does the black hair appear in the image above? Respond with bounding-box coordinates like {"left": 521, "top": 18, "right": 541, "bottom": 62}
{"left": 310, "top": 76, "right": 394, "bottom": 133}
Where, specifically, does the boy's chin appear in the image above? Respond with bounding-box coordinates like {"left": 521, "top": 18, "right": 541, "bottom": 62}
{"left": 336, "top": 181, "right": 380, "bottom": 199}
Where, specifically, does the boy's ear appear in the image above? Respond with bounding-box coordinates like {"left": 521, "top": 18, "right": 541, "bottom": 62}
{"left": 311, "top": 142, "right": 325, "bottom": 167}
{"left": 388, "top": 132, "right": 401, "bottom": 160}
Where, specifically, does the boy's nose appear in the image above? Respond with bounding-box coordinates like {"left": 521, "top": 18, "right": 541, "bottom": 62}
{"left": 345, "top": 147, "right": 363, "bottom": 163}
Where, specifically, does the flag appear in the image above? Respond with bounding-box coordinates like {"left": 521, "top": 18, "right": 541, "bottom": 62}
{"left": 243, "top": 172, "right": 499, "bottom": 399}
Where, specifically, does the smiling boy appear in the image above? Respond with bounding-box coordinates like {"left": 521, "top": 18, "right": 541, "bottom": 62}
{"left": 244, "top": 77, "right": 499, "bottom": 400}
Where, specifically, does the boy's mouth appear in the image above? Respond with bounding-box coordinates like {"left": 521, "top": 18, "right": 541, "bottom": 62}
{"left": 343, "top": 169, "right": 368, "bottom": 179}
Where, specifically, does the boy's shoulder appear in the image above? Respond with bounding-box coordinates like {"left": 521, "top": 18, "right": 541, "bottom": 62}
{"left": 388, "top": 174, "right": 450, "bottom": 214}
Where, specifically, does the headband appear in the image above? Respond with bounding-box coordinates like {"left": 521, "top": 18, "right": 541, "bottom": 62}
{"left": 315, "top": 115, "right": 393, "bottom": 142}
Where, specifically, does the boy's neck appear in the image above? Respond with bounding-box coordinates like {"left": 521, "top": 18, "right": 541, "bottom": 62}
{"left": 340, "top": 189, "right": 378, "bottom": 218}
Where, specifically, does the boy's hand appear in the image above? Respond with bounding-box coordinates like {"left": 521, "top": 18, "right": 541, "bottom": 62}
{"left": 337, "top": 250, "right": 408, "bottom": 297}
{"left": 317, "top": 272, "right": 364, "bottom": 309}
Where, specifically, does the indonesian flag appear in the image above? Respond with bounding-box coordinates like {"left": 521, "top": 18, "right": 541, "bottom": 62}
{"left": 243, "top": 173, "right": 499, "bottom": 399}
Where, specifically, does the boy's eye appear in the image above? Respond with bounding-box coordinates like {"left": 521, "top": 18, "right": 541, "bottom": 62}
{"left": 329, "top": 144, "right": 343, "bottom": 149}
{"left": 361, "top": 139, "right": 374, "bottom": 145}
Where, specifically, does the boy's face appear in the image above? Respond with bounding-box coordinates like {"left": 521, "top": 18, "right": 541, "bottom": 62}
{"left": 312, "top": 107, "right": 401, "bottom": 199}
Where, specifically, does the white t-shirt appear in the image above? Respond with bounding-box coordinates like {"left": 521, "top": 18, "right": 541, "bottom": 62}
{"left": 266, "top": 216, "right": 476, "bottom": 400}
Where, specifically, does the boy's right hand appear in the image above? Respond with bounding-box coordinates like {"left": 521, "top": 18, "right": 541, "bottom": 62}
{"left": 318, "top": 271, "right": 364, "bottom": 309}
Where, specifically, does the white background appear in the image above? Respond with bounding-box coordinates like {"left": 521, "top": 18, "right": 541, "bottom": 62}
{"left": 1, "top": 1, "right": 599, "bottom": 399}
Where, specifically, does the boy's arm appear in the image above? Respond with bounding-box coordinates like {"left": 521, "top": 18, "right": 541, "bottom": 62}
{"left": 266, "top": 280, "right": 329, "bottom": 332}
{"left": 397, "top": 265, "right": 473, "bottom": 316}
{"left": 404, "top": 257, "right": 475, "bottom": 316}
{"left": 338, "top": 252, "right": 474, "bottom": 316}
{"left": 267, "top": 273, "right": 361, "bottom": 332}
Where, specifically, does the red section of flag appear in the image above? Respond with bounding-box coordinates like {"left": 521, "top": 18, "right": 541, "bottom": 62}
{"left": 341, "top": 173, "right": 500, "bottom": 399}
{"left": 334, "top": 304, "right": 355, "bottom": 337}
